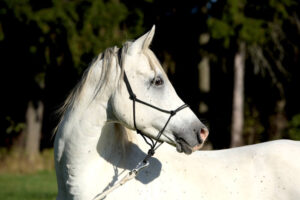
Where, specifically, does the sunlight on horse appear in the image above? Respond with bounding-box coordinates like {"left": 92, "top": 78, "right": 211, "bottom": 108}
{"left": 54, "top": 26, "right": 300, "bottom": 200}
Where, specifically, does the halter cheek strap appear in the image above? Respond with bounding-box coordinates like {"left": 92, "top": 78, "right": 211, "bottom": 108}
{"left": 124, "top": 71, "right": 188, "bottom": 160}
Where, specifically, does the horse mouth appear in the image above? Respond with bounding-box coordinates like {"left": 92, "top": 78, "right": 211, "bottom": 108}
{"left": 175, "top": 137, "right": 193, "bottom": 155}
{"left": 175, "top": 137, "right": 204, "bottom": 155}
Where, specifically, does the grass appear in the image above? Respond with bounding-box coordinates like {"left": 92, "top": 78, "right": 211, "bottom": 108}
{"left": 0, "top": 170, "right": 57, "bottom": 200}
{"left": 0, "top": 148, "right": 55, "bottom": 174}
{"left": 0, "top": 148, "right": 57, "bottom": 200}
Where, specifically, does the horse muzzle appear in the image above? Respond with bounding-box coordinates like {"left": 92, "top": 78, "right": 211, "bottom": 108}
{"left": 175, "top": 127, "right": 209, "bottom": 155}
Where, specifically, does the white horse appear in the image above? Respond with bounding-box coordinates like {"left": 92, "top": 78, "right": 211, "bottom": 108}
{"left": 54, "top": 26, "right": 300, "bottom": 200}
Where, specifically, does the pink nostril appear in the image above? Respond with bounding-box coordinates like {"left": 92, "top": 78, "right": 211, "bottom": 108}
{"left": 199, "top": 128, "right": 209, "bottom": 142}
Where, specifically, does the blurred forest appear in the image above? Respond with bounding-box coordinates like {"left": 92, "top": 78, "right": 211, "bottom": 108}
{"left": 0, "top": 0, "right": 300, "bottom": 162}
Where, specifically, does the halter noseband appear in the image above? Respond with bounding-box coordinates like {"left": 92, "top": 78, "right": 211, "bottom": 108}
{"left": 118, "top": 47, "right": 188, "bottom": 162}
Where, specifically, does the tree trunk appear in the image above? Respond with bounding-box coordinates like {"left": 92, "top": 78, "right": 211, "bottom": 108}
{"left": 198, "top": 56, "right": 210, "bottom": 114}
{"left": 269, "top": 99, "right": 287, "bottom": 140}
{"left": 230, "top": 42, "right": 246, "bottom": 147}
{"left": 24, "top": 100, "right": 44, "bottom": 159}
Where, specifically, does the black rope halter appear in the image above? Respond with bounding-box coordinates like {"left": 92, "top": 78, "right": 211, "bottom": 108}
{"left": 118, "top": 47, "right": 188, "bottom": 163}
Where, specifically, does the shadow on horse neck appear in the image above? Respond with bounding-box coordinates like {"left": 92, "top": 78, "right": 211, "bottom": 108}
{"left": 96, "top": 123, "right": 162, "bottom": 186}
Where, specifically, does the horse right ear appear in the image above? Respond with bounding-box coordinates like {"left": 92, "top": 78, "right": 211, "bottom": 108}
{"left": 128, "top": 25, "right": 155, "bottom": 55}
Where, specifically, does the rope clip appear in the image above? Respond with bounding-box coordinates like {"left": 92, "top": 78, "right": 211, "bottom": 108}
{"left": 131, "top": 160, "right": 150, "bottom": 175}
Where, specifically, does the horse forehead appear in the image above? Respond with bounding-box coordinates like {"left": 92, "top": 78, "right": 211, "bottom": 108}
{"left": 126, "top": 52, "right": 147, "bottom": 64}
{"left": 126, "top": 53, "right": 157, "bottom": 74}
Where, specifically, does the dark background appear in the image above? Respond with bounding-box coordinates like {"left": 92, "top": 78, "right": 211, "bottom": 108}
{"left": 0, "top": 0, "right": 299, "bottom": 155}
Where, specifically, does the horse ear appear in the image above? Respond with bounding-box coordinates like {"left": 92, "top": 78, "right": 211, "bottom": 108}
{"left": 128, "top": 25, "right": 155, "bottom": 55}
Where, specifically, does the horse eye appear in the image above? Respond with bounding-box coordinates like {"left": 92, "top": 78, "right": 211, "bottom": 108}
{"left": 151, "top": 76, "right": 164, "bottom": 86}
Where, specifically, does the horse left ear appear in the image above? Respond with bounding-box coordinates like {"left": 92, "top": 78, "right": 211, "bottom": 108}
{"left": 128, "top": 25, "right": 155, "bottom": 55}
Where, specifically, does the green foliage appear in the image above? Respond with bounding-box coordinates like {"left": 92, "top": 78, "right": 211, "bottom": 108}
{"left": 2, "top": 0, "right": 144, "bottom": 72}
{"left": 34, "top": 72, "right": 46, "bottom": 89}
{"left": 288, "top": 114, "right": 300, "bottom": 140}
{"left": 239, "top": 18, "right": 266, "bottom": 45}
{"left": 207, "top": 0, "right": 295, "bottom": 47}
{"left": 207, "top": 18, "right": 233, "bottom": 47}
{"left": 270, "top": 0, "right": 297, "bottom": 19}
{"left": 5, "top": 116, "right": 25, "bottom": 135}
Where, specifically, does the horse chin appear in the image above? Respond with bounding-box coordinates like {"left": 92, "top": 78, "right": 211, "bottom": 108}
{"left": 175, "top": 138, "right": 204, "bottom": 155}
{"left": 175, "top": 138, "right": 193, "bottom": 155}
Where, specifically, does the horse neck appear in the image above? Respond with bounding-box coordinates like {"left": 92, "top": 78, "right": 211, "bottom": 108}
{"left": 55, "top": 57, "right": 125, "bottom": 172}
{"left": 54, "top": 54, "right": 155, "bottom": 199}
{"left": 55, "top": 110, "right": 135, "bottom": 200}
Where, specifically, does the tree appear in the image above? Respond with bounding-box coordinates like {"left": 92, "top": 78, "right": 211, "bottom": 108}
{"left": 207, "top": 0, "right": 298, "bottom": 147}
{"left": 231, "top": 41, "right": 245, "bottom": 147}
{"left": 0, "top": 0, "right": 144, "bottom": 156}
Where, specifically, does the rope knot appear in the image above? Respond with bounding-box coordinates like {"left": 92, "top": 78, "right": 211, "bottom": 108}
{"left": 129, "top": 94, "right": 136, "bottom": 100}
{"left": 148, "top": 149, "right": 155, "bottom": 157}
{"left": 136, "top": 129, "right": 142, "bottom": 135}
{"left": 170, "top": 110, "right": 176, "bottom": 116}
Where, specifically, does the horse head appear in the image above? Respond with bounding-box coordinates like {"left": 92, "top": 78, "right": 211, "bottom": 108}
{"left": 110, "top": 26, "right": 208, "bottom": 154}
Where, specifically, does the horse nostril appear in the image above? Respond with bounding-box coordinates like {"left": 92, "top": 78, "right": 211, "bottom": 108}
{"left": 197, "top": 128, "right": 209, "bottom": 143}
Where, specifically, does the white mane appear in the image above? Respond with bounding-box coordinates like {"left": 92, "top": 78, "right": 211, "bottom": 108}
{"left": 56, "top": 42, "right": 164, "bottom": 129}
{"left": 57, "top": 47, "right": 118, "bottom": 116}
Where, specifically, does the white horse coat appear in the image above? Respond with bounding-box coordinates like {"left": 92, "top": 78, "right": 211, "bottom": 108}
{"left": 54, "top": 26, "right": 300, "bottom": 200}
{"left": 100, "top": 131, "right": 300, "bottom": 200}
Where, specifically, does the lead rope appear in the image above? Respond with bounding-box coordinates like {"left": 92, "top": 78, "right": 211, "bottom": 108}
{"left": 92, "top": 103, "right": 187, "bottom": 200}
{"left": 93, "top": 160, "right": 149, "bottom": 200}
